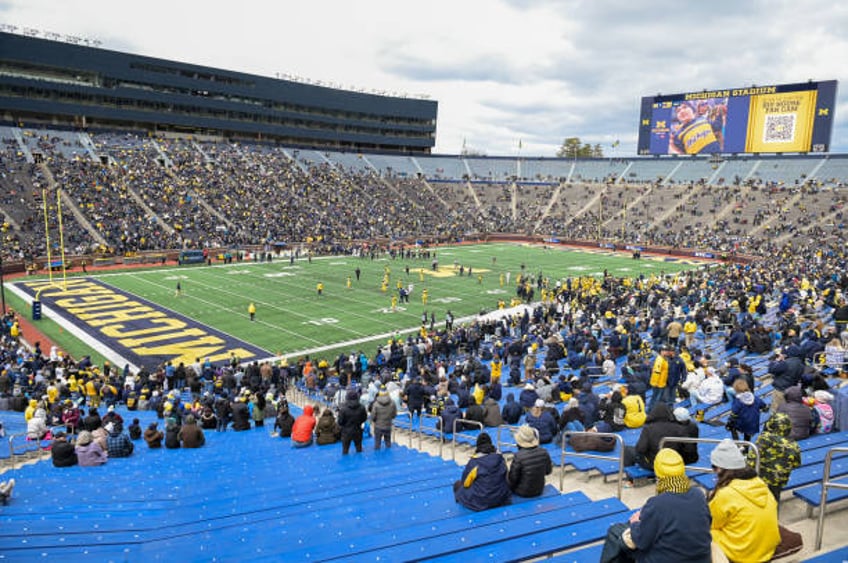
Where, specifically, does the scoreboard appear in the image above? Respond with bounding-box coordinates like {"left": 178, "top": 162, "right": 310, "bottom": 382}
{"left": 637, "top": 80, "right": 837, "bottom": 155}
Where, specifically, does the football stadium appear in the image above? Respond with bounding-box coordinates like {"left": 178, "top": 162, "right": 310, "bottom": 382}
{"left": 1, "top": 14, "right": 848, "bottom": 563}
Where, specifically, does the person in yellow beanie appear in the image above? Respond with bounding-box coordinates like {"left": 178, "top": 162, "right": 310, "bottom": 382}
{"left": 601, "top": 448, "right": 712, "bottom": 562}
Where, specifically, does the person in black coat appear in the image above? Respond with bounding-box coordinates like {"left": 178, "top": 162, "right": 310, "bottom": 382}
{"left": 508, "top": 425, "right": 552, "bottom": 498}
{"left": 337, "top": 389, "right": 368, "bottom": 454}
{"left": 628, "top": 403, "right": 697, "bottom": 470}
{"left": 274, "top": 401, "right": 295, "bottom": 438}
{"left": 83, "top": 407, "right": 101, "bottom": 432}
{"left": 50, "top": 432, "right": 78, "bottom": 467}
{"left": 231, "top": 397, "right": 251, "bottom": 431}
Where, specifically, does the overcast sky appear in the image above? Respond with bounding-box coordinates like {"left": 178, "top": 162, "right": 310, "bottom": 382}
{"left": 2, "top": 0, "right": 847, "bottom": 156}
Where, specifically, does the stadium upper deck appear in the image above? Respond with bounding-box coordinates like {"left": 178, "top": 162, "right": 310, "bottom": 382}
{"left": 0, "top": 32, "right": 437, "bottom": 154}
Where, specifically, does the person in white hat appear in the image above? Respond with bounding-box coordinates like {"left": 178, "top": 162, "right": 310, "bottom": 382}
{"left": 508, "top": 425, "right": 552, "bottom": 498}
{"left": 708, "top": 439, "right": 779, "bottom": 562}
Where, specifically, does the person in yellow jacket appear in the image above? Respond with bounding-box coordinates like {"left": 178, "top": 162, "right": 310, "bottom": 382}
{"left": 24, "top": 399, "right": 38, "bottom": 422}
{"left": 683, "top": 317, "right": 698, "bottom": 349}
{"left": 85, "top": 378, "right": 101, "bottom": 407}
{"left": 9, "top": 321, "right": 20, "bottom": 340}
{"left": 248, "top": 302, "right": 256, "bottom": 321}
{"left": 622, "top": 388, "right": 646, "bottom": 429}
{"left": 708, "top": 439, "right": 780, "bottom": 562}
{"left": 649, "top": 347, "right": 671, "bottom": 411}
{"left": 490, "top": 359, "right": 502, "bottom": 385}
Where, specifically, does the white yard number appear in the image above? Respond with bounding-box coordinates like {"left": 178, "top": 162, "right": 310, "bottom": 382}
{"left": 433, "top": 297, "right": 462, "bottom": 304}
{"left": 302, "top": 318, "right": 340, "bottom": 326}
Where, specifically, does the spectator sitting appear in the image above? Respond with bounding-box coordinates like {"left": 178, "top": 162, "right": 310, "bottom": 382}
{"left": 482, "top": 396, "right": 503, "bottom": 427}
{"left": 525, "top": 399, "right": 558, "bottom": 444}
{"left": 75, "top": 430, "right": 107, "bottom": 466}
{"left": 291, "top": 404, "right": 317, "bottom": 448}
{"left": 708, "top": 439, "right": 780, "bottom": 562}
{"left": 199, "top": 406, "right": 218, "bottom": 430}
{"left": 622, "top": 385, "right": 646, "bottom": 429}
{"left": 508, "top": 425, "right": 552, "bottom": 498}
{"left": 437, "top": 397, "right": 462, "bottom": 436}
{"left": 51, "top": 431, "right": 78, "bottom": 467}
{"left": 105, "top": 422, "right": 134, "bottom": 458}
{"left": 274, "top": 401, "right": 295, "bottom": 438}
{"left": 164, "top": 419, "right": 181, "bottom": 449}
{"left": 315, "top": 408, "right": 341, "bottom": 445}
{"left": 127, "top": 418, "right": 142, "bottom": 440}
{"left": 518, "top": 383, "right": 538, "bottom": 411}
{"left": 453, "top": 432, "right": 511, "bottom": 511}
{"left": 501, "top": 393, "right": 522, "bottom": 425}
{"left": 776, "top": 385, "right": 811, "bottom": 441}
{"left": 601, "top": 448, "right": 712, "bottom": 562}
{"left": 144, "top": 422, "right": 163, "bottom": 448}
{"left": 178, "top": 414, "right": 206, "bottom": 448}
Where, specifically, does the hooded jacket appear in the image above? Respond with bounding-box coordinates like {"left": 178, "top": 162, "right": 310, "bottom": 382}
{"left": 776, "top": 386, "right": 811, "bottom": 440}
{"left": 315, "top": 410, "right": 340, "bottom": 445}
{"left": 748, "top": 412, "right": 801, "bottom": 489}
{"left": 635, "top": 403, "right": 698, "bottom": 467}
{"left": 337, "top": 395, "right": 368, "bottom": 439}
{"left": 370, "top": 394, "right": 397, "bottom": 431}
{"left": 454, "top": 445, "right": 511, "bottom": 511}
{"left": 439, "top": 401, "right": 462, "bottom": 434}
{"left": 482, "top": 397, "right": 504, "bottom": 427}
{"left": 501, "top": 394, "right": 522, "bottom": 425}
{"left": 729, "top": 391, "right": 766, "bottom": 436}
{"left": 291, "top": 404, "right": 316, "bottom": 442}
{"left": 709, "top": 476, "right": 780, "bottom": 563}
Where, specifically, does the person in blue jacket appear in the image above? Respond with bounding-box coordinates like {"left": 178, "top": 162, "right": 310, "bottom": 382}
{"left": 525, "top": 399, "right": 559, "bottom": 444}
{"left": 601, "top": 448, "right": 712, "bottom": 562}
{"left": 453, "top": 432, "right": 511, "bottom": 511}
{"left": 501, "top": 393, "right": 523, "bottom": 425}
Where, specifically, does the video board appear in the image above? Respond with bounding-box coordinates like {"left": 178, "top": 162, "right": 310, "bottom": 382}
{"left": 637, "top": 80, "right": 837, "bottom": 155}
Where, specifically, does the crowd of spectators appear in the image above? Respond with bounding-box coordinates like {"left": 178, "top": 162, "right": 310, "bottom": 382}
{"left": 1, "top": 128, "right": 846, "bottom": 265}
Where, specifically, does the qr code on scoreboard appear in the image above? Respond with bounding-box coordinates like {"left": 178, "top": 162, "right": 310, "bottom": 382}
{"left": 763, "top": 113, "right": 796, "bottom": 143}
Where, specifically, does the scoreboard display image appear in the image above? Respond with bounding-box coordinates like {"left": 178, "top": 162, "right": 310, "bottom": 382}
{"left": 637, "top": 80, "right": 837, "bottom": 155}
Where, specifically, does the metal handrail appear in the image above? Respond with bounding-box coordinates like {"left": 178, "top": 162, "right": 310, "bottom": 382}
{"left": 558, "top": 431, "right": 626, "bottom": 499}
{"left": 658, "top": 436, "right": 759, "bottom": 474}
{"left": 417, "top": 413, "right": 443, "bottom": 454}
{"left": 451, "top": 419, "right": 483, "bottom": 461}
{"left": 811, "top": 351, "right": 848, "bottom": 373}
{"left": 816, "top": 446, "right": 848, "bottom": 550}
{"left": 495, "top": 424, "right": 521, "bottom": 454}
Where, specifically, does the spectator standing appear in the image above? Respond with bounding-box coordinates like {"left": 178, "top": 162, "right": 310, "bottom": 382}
{"left": 337, "top": 389, "right": 368, "bottom": 454}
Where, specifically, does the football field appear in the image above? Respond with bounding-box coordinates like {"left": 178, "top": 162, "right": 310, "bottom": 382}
{"left": 8, "top": 243, "right": 707, "bottom": 367}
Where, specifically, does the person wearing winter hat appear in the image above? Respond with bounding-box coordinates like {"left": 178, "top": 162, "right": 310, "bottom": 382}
{"left": 508, "top": 425, "right": 552, "bottom": 498}
{"left": 708, "top": 439, "right": 780, "bottom": 562}
{"left": 453, "top": 432, "right": 511, "bottom": 511}
{"left": 370, "top": 386, "right": 397, "bottom": 450}
{"left": 75, "top": 430, "right": 107, "bottom": 466}
{"left": 810, "top": 390, "right": 835, "bottom": 434}
{"left": 601, "top": 448, "right": 712, "bottom": 562}
{"left": 337, "top": 388, "right": 368, "bottom": 454}
{"left": 518, "top": 383, "right": 539, "bottom": 411}
{"left": 525, "top": 399, "right": 558, "bottom": 444}
{"left": 144, "top": 422, "right": 164, "bottom": 449}
{"left": 105, "top": 420, "right": 134, "bottom": 458}
{"left": 727, "top": 378, "right": 767, "bottom": 442}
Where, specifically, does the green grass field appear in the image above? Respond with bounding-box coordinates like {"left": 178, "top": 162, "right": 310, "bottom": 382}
{"left": 9, "top": 243, "right": 706, "bottom": 362}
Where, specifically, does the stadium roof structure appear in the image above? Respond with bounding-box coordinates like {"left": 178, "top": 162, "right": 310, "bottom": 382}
{"left": 0, "top": 32, "right": 438, "bottom": 154}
